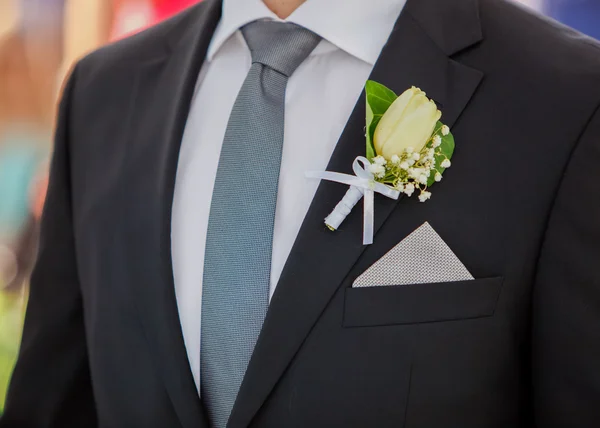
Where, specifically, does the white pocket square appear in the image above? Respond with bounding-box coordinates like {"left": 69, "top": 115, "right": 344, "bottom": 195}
{"left": 353, "top": 222, "right": 474, "bottom": 288}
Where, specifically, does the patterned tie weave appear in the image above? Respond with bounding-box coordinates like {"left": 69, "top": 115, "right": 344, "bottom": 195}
{"left": 200, "top": 21, "right": 321, "bottom": 428}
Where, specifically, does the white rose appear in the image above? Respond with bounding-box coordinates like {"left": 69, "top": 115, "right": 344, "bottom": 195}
{"left": 373, "top": 87, "right": 442, "bottom": 160}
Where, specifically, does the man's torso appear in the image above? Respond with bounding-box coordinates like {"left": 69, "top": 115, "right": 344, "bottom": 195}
{"left": 55, "top": 0, "right": 600, "bottom": 426}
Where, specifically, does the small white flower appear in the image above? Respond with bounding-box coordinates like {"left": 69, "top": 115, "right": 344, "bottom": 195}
{"left": 405, "top": 146, "right": 414, "bottom": 154}
{"left": 441, "top": 125, "right": 450, "bottom": 136}
{"left": 428, "top": 148, "right": 435, "bottom": 157}
{"left": 399, "top": 161, "right": 409, "bottom": 170}
{"left": 419, "top": 174, "right": 428, "bottom": 184}
{"left": 373, "top": 155, "right": 387, "bottom": 166}
{"left": 409, "top": 168, "right": 423, "bottom": 179}
{"left": 432, "top": 135, "right": 442, "bottom": 148}
{"left": 408, "top": 159, "right": 416, "bottom": 166}
{"left": 395, "top": 182, "right": 405, "bottom": 192}
{"left": 412, "top": 153, "right": 421, "bottom": 161}
{"left": 418, "top": 191, "right": 432, "bottom": 203}
{"left": 404, "top": 183, "right": 415, "bottom": 196}
{"left": 391, "top": 154, "right": 401, "bottom": 164}
{"left": 441, "top": 159, "right": 452, "bottom": 168}
{"left": 435, "top": 172, "right": 443, "bottom": 182}
{"left": 369, "top": 163, "right": 386, "bottom": 178}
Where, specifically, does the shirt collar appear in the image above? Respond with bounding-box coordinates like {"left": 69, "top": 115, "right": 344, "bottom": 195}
{"left": 207, "top": 0, "right": 408, "bottom": 64}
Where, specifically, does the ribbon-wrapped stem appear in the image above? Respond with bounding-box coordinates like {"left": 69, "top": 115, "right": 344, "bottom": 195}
{"left": 324, "top": 185, "right": 364, "bottom": 231}
{"left": 305, "top": 156, "right": 400, "bottom": 245}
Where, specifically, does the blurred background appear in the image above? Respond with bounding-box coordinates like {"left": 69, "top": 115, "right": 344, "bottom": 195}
{"left": 0, "top": 0, "right": 598, "bottom": 413}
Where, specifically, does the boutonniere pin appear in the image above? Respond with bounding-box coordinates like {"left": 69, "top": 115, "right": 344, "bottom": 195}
{"left": 306, "top": 81, "right": 455, "bottom": 245}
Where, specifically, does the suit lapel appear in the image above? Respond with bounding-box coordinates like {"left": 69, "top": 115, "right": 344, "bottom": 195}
{"left": 120, "top": 1, "right": 220, "bottom": 427}
{"left": 228, "top": 0, "right": 484, "bottom": 426}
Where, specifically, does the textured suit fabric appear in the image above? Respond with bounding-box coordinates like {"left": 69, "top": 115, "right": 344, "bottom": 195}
{"left": 201, "top": 21, "right": 320, "bottom": 428}
{"left": 2, "top": 1, "right": 600, "bottom": 427}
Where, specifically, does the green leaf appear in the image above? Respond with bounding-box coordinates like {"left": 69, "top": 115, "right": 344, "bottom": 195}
{"left": 427, "top": 121, "right": 455, "bottom": 187}
{"left": 365, "top": 80, "right": 397, "bottom": 160}
{"left": 0, "top": 289, "right": 27, "bottom": 413}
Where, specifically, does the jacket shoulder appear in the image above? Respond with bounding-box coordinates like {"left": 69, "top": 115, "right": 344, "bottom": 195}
{"left": 478, "top": 0, "right": 600, "bottom": 91}
{"left": 75, "top": 2, "right": 207, "bottom": 79}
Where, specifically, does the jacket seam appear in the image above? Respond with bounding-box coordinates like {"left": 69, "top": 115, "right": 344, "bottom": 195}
{"left": 531, "top": 98, "right": 600, "bottom": 277}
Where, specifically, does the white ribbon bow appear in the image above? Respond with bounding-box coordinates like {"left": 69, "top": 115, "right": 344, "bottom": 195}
{"left": 306, "top": 156, "right": 400, "bottom": 245}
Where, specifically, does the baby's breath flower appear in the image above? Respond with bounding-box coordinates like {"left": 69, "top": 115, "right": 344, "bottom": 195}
{"left": 373, "top": 155, "right": 386, "bottom": 166}
{"left": 441, "top": 125, "right": 450, "bottom": 136}
{"left": 410, "top": 168, "right": 424, "bottom": 179}
{"left": 418, "top": 191, "right": 432, "bottom": 202}
{"left": 391, "top": 154, "right": 401, "bottom": 164}
{"left": 441, "top": 159, "right": 452, "bottom": 168}
{"left": 432, "top": 135, "right": 442, "bottom": 148}
{"left": 435, "top": 172, "right": 443, "bottom": 182}
{"left": 404, "top": 183, "right": 415, "bottom": 196}
{"left": 369, "top": 163, "right": 386, "bottom": 178}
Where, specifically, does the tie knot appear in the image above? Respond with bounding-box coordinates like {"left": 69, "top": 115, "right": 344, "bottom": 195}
{"left": 242, "top": 21, "right": 321, "bottom": 77}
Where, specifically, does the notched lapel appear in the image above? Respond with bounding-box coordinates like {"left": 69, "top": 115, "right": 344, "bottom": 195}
{"left": 118, "top": 1, "right": 220, "bottom": 427}
{"left": 229, "top": 1, "right": 484, "bottom": 427}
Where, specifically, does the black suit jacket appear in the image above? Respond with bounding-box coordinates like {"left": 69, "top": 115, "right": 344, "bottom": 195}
{"left": 2, "top": 0, "right": 600, "bottom": 427}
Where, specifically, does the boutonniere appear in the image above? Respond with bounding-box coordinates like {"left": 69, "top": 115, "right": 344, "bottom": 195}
{"left": 306, "top": 81, "right": 455, "bottom": 245}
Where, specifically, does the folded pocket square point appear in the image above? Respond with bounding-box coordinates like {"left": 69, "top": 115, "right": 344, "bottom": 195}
{"left": 353, "top": 222, "right": 474, "bottom": 288}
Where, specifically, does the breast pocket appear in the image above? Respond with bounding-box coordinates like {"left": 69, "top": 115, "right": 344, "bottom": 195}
{"left": 343, "top": 277, "right": 504, "bottom": 328}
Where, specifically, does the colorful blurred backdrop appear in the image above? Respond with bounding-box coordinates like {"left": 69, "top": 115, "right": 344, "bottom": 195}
{"left": 0, "top": 0, "right": 598, "bottom": 413}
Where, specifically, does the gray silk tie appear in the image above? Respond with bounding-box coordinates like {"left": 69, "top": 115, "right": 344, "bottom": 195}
{"left": 200, "top": 21, "right": 321, "bottom": 428}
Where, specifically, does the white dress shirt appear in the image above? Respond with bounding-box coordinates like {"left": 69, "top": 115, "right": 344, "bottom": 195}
{"left": 171, "top": 0, "right": 407, "bottom": 391}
